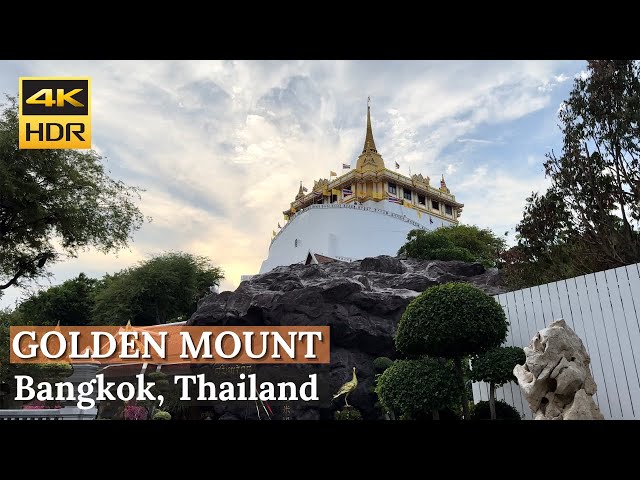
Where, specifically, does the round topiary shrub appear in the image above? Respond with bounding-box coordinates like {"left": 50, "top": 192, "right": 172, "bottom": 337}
{"left": 375, "top": 358, "right": 464, "bottom": 420}
{"left": 334, "top": 407, "right": 362, "bottom": 420}
{"left": 395, "top": 282, "right": 508, "bottom": 358}
{"left": 470, "top": 400, "right": 521, "bottom": 420}
{"left": 471, "top": 346, "right": 525, "bottom": 386}
{"left": 373, "top": 356, "right": 394, "bottom": 373}
{"left": 152, "top": 410, "right": 172, "bottom": 420}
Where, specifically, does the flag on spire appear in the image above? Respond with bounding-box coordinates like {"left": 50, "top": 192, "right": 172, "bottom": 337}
{"left": 395, "top": 161, "right": 400, "bottom": 169}
{"left": 330, "top": 171, "right": 337, "bottom": 177}
{"left": 278, "top": 222, "right": 282, "bottom": 229}
{"left": 302, "top": 186, "right": 308, "bottom": 193}
{"left": 342, "top": 163, "right": 351, "bottom": 169}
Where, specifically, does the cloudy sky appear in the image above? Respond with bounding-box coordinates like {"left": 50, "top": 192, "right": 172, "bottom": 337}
{"left": 0, "top": 60, "right": 586, "bottom": 308}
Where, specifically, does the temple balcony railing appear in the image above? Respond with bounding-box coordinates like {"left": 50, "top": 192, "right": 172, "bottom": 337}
{"left": 270, "top": 202, "right": 429, "bottom": 247}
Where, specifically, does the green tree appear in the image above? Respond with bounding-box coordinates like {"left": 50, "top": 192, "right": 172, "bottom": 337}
{"left": 0, "top": 96, "right": 145, "bottom": 293}
{"left": 17, "top": 273, "right": 98, "bottom": 326}
{"left": 505, "top": 60, "right": 640, "bottom": 288}
{"left": 395, "top": 282, "right": 508, "bottom": 419}
{"left": 92, "top": 252, "right": 223, "bottom": 325}
{"left": 399, "top": 225, "right": 506, "bottom": 268}
{"left": 470, "top": 346, "right": 525, "bottom": 420}
{"left": 0, "top": 307, "right": 73, "bottom": 408}
{"left": 375, "top": 358, "right": 463, "bottom": 420}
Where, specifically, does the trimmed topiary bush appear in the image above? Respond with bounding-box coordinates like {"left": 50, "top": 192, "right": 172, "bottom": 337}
{"left": 395, "top": 282, "right": 508, "bottom": 358}
{"left": 375, "top": 358, "right": 464, "bottom": 420}
{"left": 373, "top": 356, "right": 394, "bottom": 373}
{"left": 471, "top": 346, "right": 525, "bottom": 419}
{"left": 395, "top": 282, "right": 509, "bottom": 420}
{"left": 334, "top": 407, "right": 362, "bottom": 420}
{"left": 470, "top": 400, "right": 521, "bottom": 420}
{"left": 152, "top": 409, "right": 172, "bottom": 420}
{"left": 471, "top": 346, "right": 525, "bottom": 384}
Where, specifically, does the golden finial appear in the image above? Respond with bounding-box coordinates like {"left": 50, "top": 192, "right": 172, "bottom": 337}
{"left": 440, "top": 175, "right": 450, "bottom": 193}
{"left": 363, "top": 97, "right": 377, "bottom": 154}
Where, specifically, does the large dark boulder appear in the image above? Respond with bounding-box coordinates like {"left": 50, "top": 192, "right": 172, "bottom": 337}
{"left": 360, "top": 255, "right": 406, "bottom": 274}
{"left": 187, "top": 256, "right": 506, "bottom": 420}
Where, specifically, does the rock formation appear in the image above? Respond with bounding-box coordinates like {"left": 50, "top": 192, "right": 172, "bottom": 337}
{"left": 513, "top": 319, "right": 604, "bottom": 420}
{"left": 187, "top": 255, "right": 506, "bottom": 420}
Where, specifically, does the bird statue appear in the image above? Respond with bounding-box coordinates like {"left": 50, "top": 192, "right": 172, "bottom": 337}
{"left": 332, "top": 367, "right": 358, "bottom": 407}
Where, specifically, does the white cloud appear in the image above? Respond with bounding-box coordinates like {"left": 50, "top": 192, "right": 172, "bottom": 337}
{"left": 457, "top": 165, "right": 551, "bottom": 238}
{"left": 575, "top": 69, "right": 590, "bottom": 80}
{"left": 457, "top": 138, "right": 495, "bottom": 144}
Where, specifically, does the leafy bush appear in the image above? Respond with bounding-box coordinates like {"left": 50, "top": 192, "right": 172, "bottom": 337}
{"left": 471, "top": 346, "right": 525, "bottom": 386}
{"left": 334, "top": 407, "right": 362, "bottom": 420}
{"left": 152, "top": 410, "right": 172, "bottom": 420}
{"left": 398, "top": 225, "right": 506, "bottom": 267}
{"left": 375, "top": 358, "right": 464, "bottom": 420}
{"left": 395, "top": 282, "right": 508, "bottom": 358}
{"left": 148, "top": 371, "right": 170, "bottom": 385}
{"left": 373, "top": 357, "right": 394, "bottom": 373}
{"left": 470, "top": 400, "right": 522, "bottom": 420}
{"left": 426, "top": 247, "right": 476, "bottom": 263}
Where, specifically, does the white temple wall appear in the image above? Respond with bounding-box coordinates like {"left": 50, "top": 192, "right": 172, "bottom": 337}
{"left": 259, "top": 201, "right": 456, "bottom": 273}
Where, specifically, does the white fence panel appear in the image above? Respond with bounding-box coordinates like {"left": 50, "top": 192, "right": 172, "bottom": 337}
{"left": 474, "top": 262, "right": 640, "bottom": 420}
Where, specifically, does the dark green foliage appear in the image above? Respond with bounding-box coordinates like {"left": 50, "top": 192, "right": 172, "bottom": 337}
{"left": 425, "top": 247, "right": 476, "bottom": 263}
{"left": 398, "top": 225, "right": 506, "bottom": 268}
{"left": 471, "top": 346, "right": 525, "bottom": 387}
{"left": 28, "top": 362, "right": 73, "bottom": 381}
{"left": 334, "top": 407, "right": 362, "bottom": 420}
{"left": 470, "top": 400, "right": 522, "bottom": 420}
{"left": 375, "top": 358, "right": 464, "bottom": 420}
{"left": 91, "top": 251, "right": 223, "bottom": 325}
{"left": 0, "top": 96, "right": 145, "bottom": 292}
{"left": 373, "top": 356, "right": 394, "bottom": 373}
{"left": 504, "top": 60, "right": 640, "bottom": 289}
{"left": 152, "top": 410, "right": 172, "bottom": 420}
{"left": 395, "top": 283, "right": 508, "bottom": 358}
{"left": 17, "top": 273, "right": 97, "bottom": 326}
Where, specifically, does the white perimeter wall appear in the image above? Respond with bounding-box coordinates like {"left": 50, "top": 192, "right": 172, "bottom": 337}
{"left": 259, "top": 201, "right": 455, "bottom": 273}
{"left": 474, "top": 262, "right": 640, "bottom": 420}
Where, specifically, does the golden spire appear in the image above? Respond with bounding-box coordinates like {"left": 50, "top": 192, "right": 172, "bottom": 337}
{"left": 362, "top": 96, "right": 377, "bottom": 154}
{"left": 356, "top": 97, "right": 385, "bottom": 171}
{"left": 440, "top": 175, "right": 450, "bottom": 193}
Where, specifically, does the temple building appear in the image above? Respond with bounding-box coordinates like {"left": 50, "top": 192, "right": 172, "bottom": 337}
{"left": 257, "top": 101, "right": 464, "bottom": 274}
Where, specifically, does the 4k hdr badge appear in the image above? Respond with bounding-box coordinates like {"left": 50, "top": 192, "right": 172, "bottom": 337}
{"left": 18, "top": 77, "right": 91, "bottom": 149}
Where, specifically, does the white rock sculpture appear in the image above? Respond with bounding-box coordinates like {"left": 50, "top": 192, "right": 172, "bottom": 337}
{"left": 513, "top": 319, "right": 604, "bottom": 420}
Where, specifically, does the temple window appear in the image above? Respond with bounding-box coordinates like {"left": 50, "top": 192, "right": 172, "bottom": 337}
{"left": 445, "top": 204, "right": 453, "bottom": 215}
{"left": 403, "top": 189, "right": 412, "bottom": 201}
{"left": 431, "top": 200, "right": 440, "bottom": 210}
{"left": 418, "top": 194, "right": 425, "bottom": 205}
{"left": 388, "top": 182, "right": 397, "bottom": 195}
